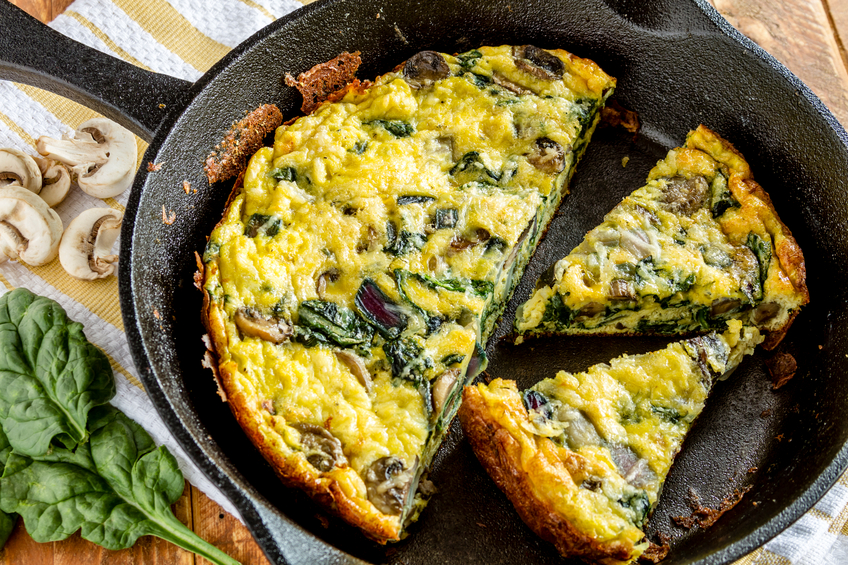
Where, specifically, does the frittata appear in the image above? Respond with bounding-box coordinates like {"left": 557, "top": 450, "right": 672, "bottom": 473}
{"left": 199, "top": 45, "right": 615, "bottom": 541}
{"left": 515, "top": 126, "right": 808, "bottom": 348}
{"left": 459, "top": 321, "right": 763, "bottom": 564}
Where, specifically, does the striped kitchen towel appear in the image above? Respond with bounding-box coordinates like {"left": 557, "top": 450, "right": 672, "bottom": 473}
{"left": 0, "top": 1, "right": 845, "bottom": 563}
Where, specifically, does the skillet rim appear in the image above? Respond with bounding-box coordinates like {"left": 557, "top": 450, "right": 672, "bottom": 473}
{"left": 118, "top": 0, "right": 848, "bottom": 563}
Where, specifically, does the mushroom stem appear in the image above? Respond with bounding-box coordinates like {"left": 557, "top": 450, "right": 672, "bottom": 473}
{"left": 0, "top": 186, "right": 63, "bottom": 265}
{"left": 59, "top": 208, "right": 123, "bottom": 280}
{"left": 37, "top": 118, "right": 136, "bottom": 199}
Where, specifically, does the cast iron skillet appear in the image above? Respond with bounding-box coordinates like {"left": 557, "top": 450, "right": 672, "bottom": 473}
{"left": 2, "top": 0, "right": 847, "bottom": 563}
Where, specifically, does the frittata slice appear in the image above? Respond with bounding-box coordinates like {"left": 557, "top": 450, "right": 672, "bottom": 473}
{"left": 515, "top": 126, "right": 808, "bottom": 348}
{"left": 199, "top": 46, "right": 615, "bottom": 542}
{"left": 459, "top": 321, "right": 763, "bottom": 564}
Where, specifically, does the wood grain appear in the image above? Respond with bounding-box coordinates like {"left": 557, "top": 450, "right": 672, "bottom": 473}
{"left": 1, "top": 0, "right": 848, "bottom": 564}
{"left": 192, "top": 489, "right": 270, "bottom": 565}
{"left": 711, "top": 0, "right": 848, "bottom": 127}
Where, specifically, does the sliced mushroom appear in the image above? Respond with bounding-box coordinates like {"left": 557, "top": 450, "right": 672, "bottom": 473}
{"left": 403, "top": 51, "right": 450, "bottom": 89}
{"left": 662, "top": 176, "right": 709, "bottom": 216}
{"left": 609, "top": 279, "right": 636, "bottom": 301}
{"left": 527, "top": 137, "right": 567, "bottom": 174}
{"left": 492, "top": 72, "right": 531, "bottom": 95}
{"left": 233, "top": 307, "right": 292, "bottom": 344}
{"left": 512, "top": 45, "right": 565, "bottom": 80}
{"left": 0, "top": 186, "right": 63, "bottom": 266}
{"left": 575, "top": 301, "right": 605, "bottom": 320}
{"left": 449, "top": 228, "right": 490, "bottom": 252}
{"left": 293, "top": 423, "right": 347, "bottom": 473}
{"left": 364, "top": 456, "right": 413, "bottom": 515}
{"left": 58, "top": 208, "right": 122, "bottom": 280}
{"left": 37, "top": 118, "right": 137, "bottom": 199}
{"left": 609, "top": 444, "right": 657, "bottom": 489}
{"left": 753, "top": 301, "right": 780, "bottom": 324}
{"left": 335, "top": 349, "right": 372, "bottom": 393}
{"left": 316, "top": 268, "right": 340, "bottom": 298}
{"left": 0, "top": 148, "right": 41, "bottom": 193}
{"left": 710, "top": 297, "right": 742, "bottom": 317}
{"left": 33, "top": 157, "right": 71, "bottom": 207}
{"left": 556, "top": 407, "right": 603, "bottom": 450}
{"left": 432, "top": 368, "right": 460, "bottom": 415}
{"left": 620, "top": 228, "right": 657, "bottom": 260}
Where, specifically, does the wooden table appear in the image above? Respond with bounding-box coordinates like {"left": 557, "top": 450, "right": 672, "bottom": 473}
{"left": 3, "top": 0, "right": 847, "bottom": 563}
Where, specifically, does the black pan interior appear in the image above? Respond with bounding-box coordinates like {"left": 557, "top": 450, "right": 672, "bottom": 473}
{"left": 119, "top": 0, "right": 848, "bottom": 563}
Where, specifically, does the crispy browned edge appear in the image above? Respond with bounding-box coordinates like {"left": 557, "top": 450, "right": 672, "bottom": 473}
{"left": 458, "top": 385, "right": 637, "bottom": 564}
{"left": 204, "top": 104, "right": 284, "bottom": 184}
{"left": 693, "top": 125, "right": 809, "bottom": 349}
{"left": 285, "top": 51, "right": 365, "bottom": 114}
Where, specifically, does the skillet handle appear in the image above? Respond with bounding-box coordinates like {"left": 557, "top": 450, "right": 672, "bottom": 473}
{"left": 0, "top": 2, "right": 192, "bottom": 142}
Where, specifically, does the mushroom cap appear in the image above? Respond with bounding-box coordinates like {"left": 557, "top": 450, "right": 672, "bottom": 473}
{"left": 33, "top": 157, "right": 71, "bottom": 207}
{"left": 59, "top": 207, "right": 123, "bottom": 280}
{"left": 37, "top": 118, "right": 137, "bottom": 199}
{"left": 0, "top": 148, "right": 42, "bottom": 193}
{"left": 0, "top": 185, "right": 63, "bottom": 266}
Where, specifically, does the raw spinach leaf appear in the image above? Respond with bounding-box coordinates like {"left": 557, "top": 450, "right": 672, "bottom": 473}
{"left": 0, "top": 288, "right": 115, "bottom": 457}
{"left": 0, "top": 405, "right": 239, "bottom": 565}
{"left": 0, "top": 426, "right": 15, "bottom": 549}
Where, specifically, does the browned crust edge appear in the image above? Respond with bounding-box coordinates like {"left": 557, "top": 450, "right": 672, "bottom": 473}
{"left": 284, "top": 51, "right": 364, "bottom": 114}
{"left": 692, "top": 125, "right": 809, "bottom": 349}
{"left": 458, "top": 386, "right": 637, "bottom": 564}
{"left": 204, "top": 104, "right": 284, "bottom": 184}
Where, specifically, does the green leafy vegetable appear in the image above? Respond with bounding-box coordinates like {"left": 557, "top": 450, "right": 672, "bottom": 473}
{"left": 244, "top": 213, "right": 282, "bottom": 238}
{"left": 450, "top": 151, "right": 501, "bottom": 182}
{"left": 0, "top": 426, "right": 15, "bottom": 549}
{"left": 434, "top": 208, "right": 458, "bottom": 229}
{"left": 350, "top": 141, "right": 368, "bottom": 154}
{"left": 746, "top": 232, "right": 772, "bottom": 301}
{"left": 296, "top": 300, "right": 374, "bottom": 347}
{"left": 397, "top": 195, "right": 436, "bottom": 206}
{"left": 366, "top": 120, "right": 414, "bottom": 138}
{"left": 0, "top": 288, "right": 115, "bottom": 457}
{"left": 465, "top": 72, "right": 492, "bottom": 89}
{"left": 385, "top": 229, "right": 427, "bottom": 256}
{"left": 383, "top": 337, "right": 433, "bottom": 416}
{"left": 268, "top": 166, "right": 297, "bottom": 182}
{"left": 709, "top": 172, "right": 739, "bottom": 218}
{"left": 202, "top": 241, "right": 221, "bottom": 263}
{"left": 456, "top": 49, "right": 482, "bottom": 70}
{"left": 441, "top": 354, "right": 466, "bottom": 366}
{"left": 0, "top": 405, "right": 239, "bottom": 565}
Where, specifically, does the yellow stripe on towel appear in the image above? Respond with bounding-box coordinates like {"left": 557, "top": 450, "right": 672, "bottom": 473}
{"left": 64, "top": 11, "right": 152, "bottom": 71}
{"left": 112, "top": 0, "right": 231, "bottom": 72}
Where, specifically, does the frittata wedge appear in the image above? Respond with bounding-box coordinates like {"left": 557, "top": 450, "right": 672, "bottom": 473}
{"left": 459, "top": 321, "right": 763, "bottom": 564}
{"left": 515, "top": 126, "right": 808, "bottom": 348}
{"left": 199, "top": 46, "right": 615, "bottom": 542}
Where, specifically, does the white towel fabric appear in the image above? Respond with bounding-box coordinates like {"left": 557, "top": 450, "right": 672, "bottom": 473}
{"left": 0, "top": 1, "right": 844, "bottom": 563}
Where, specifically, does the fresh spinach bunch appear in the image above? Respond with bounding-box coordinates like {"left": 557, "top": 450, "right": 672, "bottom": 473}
{"left": 0, "top": 289, "right": 239, "bottom": 565}
{"left": 1, "top": 405, "right": 238, "bottom": 564}
{"left": 0, "top": 288, "right": 115, "bottom": 456}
